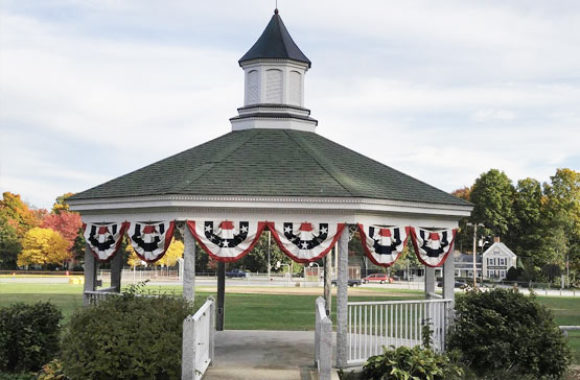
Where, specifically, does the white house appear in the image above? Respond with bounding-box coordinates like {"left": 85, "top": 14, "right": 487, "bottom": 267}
{"left": 482, "top": 238, "right": 517, "bottom": 280}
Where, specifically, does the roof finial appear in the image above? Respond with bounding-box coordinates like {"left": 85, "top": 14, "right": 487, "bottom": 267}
{"left": 275, "top": 0, "right": 278, "bottom": 14}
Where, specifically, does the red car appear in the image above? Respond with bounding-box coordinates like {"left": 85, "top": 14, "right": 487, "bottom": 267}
{"left": 362, "top": 273, "right": 393, "bottom": 284}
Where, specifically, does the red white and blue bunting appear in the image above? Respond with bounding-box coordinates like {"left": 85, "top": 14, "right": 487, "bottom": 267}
{"left": 128, "top": 221, "right": 175, "bottom": 263}
{"left": 187, "top": 220, "right": 266, "bottom": 262}
{"left": 358, "top": 224, "right": 409, "bottom": 267}
{"left": 268, "top": 222, "right": 345, "bottom": 263}
{"left": 409, "top": 227, "right": 457, "bottom": 267}
{"left": 83, "top": 222, "right": 128, "bottom": 262}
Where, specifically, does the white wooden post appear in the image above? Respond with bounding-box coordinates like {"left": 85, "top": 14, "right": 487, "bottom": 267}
{"left": 424, "top": 267, "right": 435, "bottom": 299}
{"left": 443, "top": 258, "right": 455, "bottom": 304}
{"left": 110, "top": 248, "right": 123, "bottom": 292}
{"left": 336, "top": 227, "right": 349, "bottom": 368}
{"left": 183, "top": 224, "right": 196, "bottom": 302}
{"left": 182, "top": 316, "right": 195, "bottom": 380}
{"left": 83, "top": 244, "right": 97, "bottom": 306}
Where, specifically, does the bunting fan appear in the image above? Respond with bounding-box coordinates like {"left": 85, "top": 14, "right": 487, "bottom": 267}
{"left": 83, "top": 222, "right": 128, "bottom": 262}
{"left": 357, "top": 224, "right": 409, "bottom": 267}
{"left": 409, "top": 227, "right": 456, "bottom": 267}
{"left": 187, "top": 220, "right": 266, "bottom": 262}
{"left": 269, "top": 222, "right": 345, "bottom": 263}
{"left": 128, "top": 221, "right": 175, "bottom": 263}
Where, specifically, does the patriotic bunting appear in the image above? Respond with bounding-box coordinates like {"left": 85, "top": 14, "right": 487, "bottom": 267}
{"left": 128, "top": 221, "right": 175, "bottom": 263}
{"left": 358, "top": 224, "right": 409, "bottom": 267}
{"left": 187, "top": 220, "right": 266, "bottom": 262}
{"left": 409, "top": 227, "right": 457, "bottom": 267}
{"left": 268, "top": 222, "right": 345, "bottom": 263}
{"left": 83, "top": 222, "right": 128, "bottom": 262}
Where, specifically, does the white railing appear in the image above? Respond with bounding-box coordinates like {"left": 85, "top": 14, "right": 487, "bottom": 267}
{"left": 314, "top": 297, "right": 332, "bottom": 380}
{"left": 182, "top": 297, "right": 215, "bottom": 380}
{"left": 84, "top": 289, "right": 120, "bottom": 305}
{"left": 347, "top": 299, "right": 452, "bottom": 366}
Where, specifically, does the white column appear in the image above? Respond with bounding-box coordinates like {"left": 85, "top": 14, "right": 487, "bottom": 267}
{"left": 443, "top": 258, "right": 455, "bottom": 304}
{"left": 424, "top": 267, "right": 435, "bottom": 299}
{"left": 82, "top": 245, "right": 97, "bottom": 306}
{"left": 183, "top": 224, "right": 196, "bottom": 302}
{"left": 336, "top": 227, "right": 349, "bottom": 368}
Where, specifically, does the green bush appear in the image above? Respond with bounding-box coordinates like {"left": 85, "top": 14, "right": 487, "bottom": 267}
{"left": 61, "top": 293, "right": 194, "bottom": 380}
{"left": 362, "top": 345, "right": 464, "bottom": 380}
{"left": 447, "top": 288, "right": 570, "bottom": 379}
{"left": 0, "top": 373, "right": 36, "bottom": 380}
{"left": 0, "top": 302, "right": 62, "bottom": 373}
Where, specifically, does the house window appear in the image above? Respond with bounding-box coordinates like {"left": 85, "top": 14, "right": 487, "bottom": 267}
{"left": 500, "top": 270, "right": 506, "bottom": 279}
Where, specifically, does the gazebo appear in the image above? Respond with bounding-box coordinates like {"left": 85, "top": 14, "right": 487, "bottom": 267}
{"left": 69, "top": 9, "right": 472, "bottom": 378}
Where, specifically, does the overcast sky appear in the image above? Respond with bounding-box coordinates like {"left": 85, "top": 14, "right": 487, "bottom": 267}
{"left": 1, "top": 0, "right": 579, "bottom": 209}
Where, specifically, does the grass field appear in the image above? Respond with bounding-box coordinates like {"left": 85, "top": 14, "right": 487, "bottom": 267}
{"left": 1, "top": 282, "right": 579, "bottom": 363}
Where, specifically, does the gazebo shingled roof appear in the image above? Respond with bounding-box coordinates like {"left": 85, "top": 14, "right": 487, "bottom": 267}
{"left": 71, "top": 129, "right": 469, "bottom": 207}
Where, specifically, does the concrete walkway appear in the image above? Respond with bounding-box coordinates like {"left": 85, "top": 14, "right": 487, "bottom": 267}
{"left": 204, "top": 330, "right": 322, "bottom": 380}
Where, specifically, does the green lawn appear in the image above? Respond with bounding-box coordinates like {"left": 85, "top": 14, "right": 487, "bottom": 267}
{"left": 1, "top": 283, "right": 579, "bottom": 363}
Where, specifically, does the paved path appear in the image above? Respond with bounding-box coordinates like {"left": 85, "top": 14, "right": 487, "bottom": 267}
{"left": 204, "top": 330, "right": 319, "bottom": 380}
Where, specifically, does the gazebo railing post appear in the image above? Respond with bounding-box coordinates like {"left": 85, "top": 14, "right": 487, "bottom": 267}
{"left": 110, "top": 249, "right": 123, "bottom": 293}
{"left": 336, "top": 226, "right": 349, "bottom": 368}
{"left": 83, "top": 244, "right": 97, "bottom": 306}
{"left": 183, "top": 223, "right": 196, "bottom": 303}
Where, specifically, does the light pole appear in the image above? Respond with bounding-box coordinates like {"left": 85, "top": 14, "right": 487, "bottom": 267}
{"left": 466, "top": 222, "right": 484, "bottom": 288}
{"left": 267, "top": 230, "right": 271, "bottom": 281}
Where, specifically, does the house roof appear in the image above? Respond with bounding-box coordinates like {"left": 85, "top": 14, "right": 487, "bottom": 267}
{"left": 70, "top": 129, "right": 472, "bottom": 206}
{"left": 482, "top": 242, "right": 517, "bottom": 258}
{"left": 239, "top": 10, "right": 311, "bottom": 67}
{"left": 454, "top": 253, "right": 482, "bottom": 264}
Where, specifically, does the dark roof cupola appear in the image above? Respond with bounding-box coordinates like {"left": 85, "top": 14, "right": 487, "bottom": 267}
{"left": 239, "top": 10, "right": 311, "bottom": 67}
{"left": 231, "top": 10, "right": 317, "bottom": 132}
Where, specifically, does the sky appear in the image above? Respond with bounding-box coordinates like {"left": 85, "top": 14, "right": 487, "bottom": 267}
{"left": 1, "top": 0, "right": 579, "bottom": 210}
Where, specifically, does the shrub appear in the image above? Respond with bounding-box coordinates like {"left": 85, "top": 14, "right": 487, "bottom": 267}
{"left": 362, "top": 345, "right": 464, "bottom": 380}
{"left": 61, "top": 293, "right": 195, "bottom": 379}
{"left": 0, "top": 302, "right": 62, "bottom": 373}
{"left": 447, "top": 288, "right": 570, "bottom": 379}
{"left": 36, "top": 359, "right": 68, "bottom": 380}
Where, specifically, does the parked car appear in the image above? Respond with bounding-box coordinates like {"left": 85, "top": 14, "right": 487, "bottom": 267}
{"left": 331, "top": 279, "right": 362, "bottom": 287}
{"left": 362, "top": 273, "right": 393, "bottom": 284}
{"left": 226, "top": 269, "right": 247, "bottom": 278}
{"left": 437, "top": 280, "right": 472, "bottom": 289}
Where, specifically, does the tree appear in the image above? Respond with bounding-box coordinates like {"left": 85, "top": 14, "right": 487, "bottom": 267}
{"left": 155, "top": 240, "right": 183, "bottom": 267}
{"left": 17, "top": 228, "right": 70, "bottom": 267}
{"left": 508, "top": 178, "right": 547, "bottom": 272}
{"left": 0, "top": 214, "right": 21, "bottom": 269}
{"left": 470, "top": 169, "right": 515, "bottom": 240}
{"left": 542, "top": 169, "right": 580, "bottom": 278}
{"left": 451, "top": 187, "right": 475, "bottom": 254}
{"left": 42, "top": 211, "right": 82, "bottom": 251}
{"left": 233, "top": 231, "right": 291, "bottom": 273}
{"left": 52, "top": 192, "right": 75, "bottom": 214}
{"left": 0, "top": 192, "right": 41, "bottom": 238}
